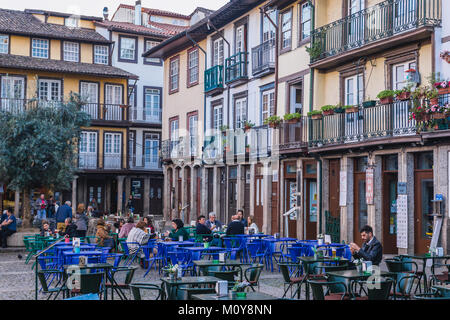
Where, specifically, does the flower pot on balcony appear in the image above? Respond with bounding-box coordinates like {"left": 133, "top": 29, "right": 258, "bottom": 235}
{"left": 432, "top": 113, "right": 446, "bottom": 120}
{"left": 119, "top": 104, "right": 128, "bottom": 109}
{"left": 397, "top": 92, "right": 411, "bottom": 101}
{"left": 268, "top": 122, "right": 280, "bottom": 128}
{"left": 345, "top": 106, "right": 359, "bottom": 114}
{"left": 322, "top": 110, "right": 334, "bottom": 116}
{"left": 362, "top": 100, "right": 377, "bottom": 108}
{"left": 286, "top": 118, "right": 300, "bottom": 124}
{"left": 438, "top": 87, "right": 450, "bottom": 95}
{"left": 423, "top": 114, "right": 431, "bottom": 121}
{"left": 430, "top": 98, "right": 439, "bottom": 105}
{"left": 245, "top": 147, "right": 250, "bottom": 153}
{"left": 379, "top": 97, "right": 394, "bottom": 104}
{"left": 311, "top": 114, "right": 323, "bottom": 120}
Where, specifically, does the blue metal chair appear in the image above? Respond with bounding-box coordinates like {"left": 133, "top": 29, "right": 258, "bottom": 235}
{"left": 223, "top": 237, "right": 243, "bottom": 261}
{"left": 119, "top": 241, "right": 141, "bottom": 266}
{"left": 246, "top": 241, "right": 265, "bottom": 264}
{"left": 142, "top": 243, "right": 164, "bottom": 277}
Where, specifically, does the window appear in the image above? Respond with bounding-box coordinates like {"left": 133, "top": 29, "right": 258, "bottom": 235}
{"left": 94, "top": 45, "right": 109, "bottom": 65}
{"left": 212, "top": 104, "right": 223, "bottom": 130}
{"left": 65, "top": 16, "right": 79, "bottom": 28}
{"left": 144, "top": 40, "right": 161, "bottom": 64}
{"left": 150, "top": 16, "right": 163, "bottom": 23}
{"left": 393, "top": 60, "right": 416, "bottom": 90}
{"left": 38, "top": 79, "right": 61, "bottom": 101}
{"left": 105, "top": 84, "right": 122, "bottom": 105}
{"left": 129, "top": 131, "right": 135, "bottom": 166}
{"left": 213, "top": 39, "right": 224, "bottom": 66}
{"left": 188, "top": 48, "right": 199, "bottom": 86}
{"left": 1, "top": 76, "right": 24, "bottom": 99}
{"left": 262, "top": 89, "right": 275, "bottom": 124}
{"left": 235, "top": 25, "right": 245, "bottom": 53}
{"left": 281, "top": 9, "right": 292, "bottom": 50}
{"left": 345, "top": 74, "right": 363, "bottom": 105}
{"left": 188, "top": 113, "right": 198, "bottom": 156}
{"left": 263, "top": 10, "right": 277, "bottom": 42}
{"left": 63, "top": 42, "right": 79, "bottom": 62}
{"left": 300, "top": 2, "right": 311, "bottom": 41}
{"left": 79, "top": 131, "right": 97, "bottom": 169}
{"left": 144, "top": 134, "right": 160, "bottom": 167}
{"left": 80, "top": 82, "right": 99, "bottom": 119}
{"left": 32, "top": 39, "right": 49, "bottom": 58}
{"left": 235, "top": 97, "right": 247, "bottom": 129}
{"left": 104, "top": 133, "right": 121, "bottom": 169}
{"left": 144, "top": 87, "right": 161, "bottom": 122}
{"left": 170, "top": 118, "right": 179, "bottom": 141}
{"left": 119, "top": 36, "right": 137, "bottom": 61}
{"left": 0, "top": 35, "right": 8, "bottom": 54}
{"left": 169, "top": 56, "right": 179, "bottom": 93}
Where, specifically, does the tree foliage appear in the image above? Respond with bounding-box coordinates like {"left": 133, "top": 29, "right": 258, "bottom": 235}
{"left": 0, "top": 93, "right": 90, "bottom": 205}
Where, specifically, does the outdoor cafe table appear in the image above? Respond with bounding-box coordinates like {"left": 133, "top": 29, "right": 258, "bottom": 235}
{"left": 192, "top": 292, "right": 277, "bottom": 300}
{"left": 193, "top": 260, "right": 251, "bottom": 281}
{"left": 399, "top": 254, "right": 450, "bottom": 292}
{"left": 432, "top": 284, "right": 450, "bottom": 297}
{"left": 263, "top": 237, "right": 298, "bottom": 271}
{"left": 160, "top": 276, "right": 222, "bottom": 300}
{"left": 296, "top": 256, "right": 349, "bottom": 299}
{"left": 182, "top": 246, "right": 227, "bottom": 261}
{"left": 326, "top": 270, "right": 395, "bottom": 299}
{"left": 62, "top": 250, "right": 103, "bottom": 265}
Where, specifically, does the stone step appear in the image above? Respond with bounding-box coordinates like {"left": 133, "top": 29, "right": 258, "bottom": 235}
{"left": 5, "top": 229, "right": 39, "bottom": 247}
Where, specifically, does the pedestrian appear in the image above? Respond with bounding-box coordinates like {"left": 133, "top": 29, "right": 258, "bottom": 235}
{"left": 89, "top": 197, "right": 98, "bottom": 211}
{"left": 46, "top": 195, "right": 56, "bottom": 219}
{"left": 55, "top": 201, "right": 72, "bottom": 232}
{"left": 0, "top": 208, "right": 17, "bottom": 248}
{"left": 86, "top": 205, "right": 95, "bottom": 217}
{"left": 74, "top": 203, "right": 89, "bottom": 238}
{"left": 34, "top": 193, "right": 47, "bottom": 220}
{"left": 126, "top": 195, "right": 135, "bottom": 215}
{"left": 226, "top": 215, "right": 245, "bottom": 236}
{"left": 119, "top": 217, "right": 135, "bottom": 238}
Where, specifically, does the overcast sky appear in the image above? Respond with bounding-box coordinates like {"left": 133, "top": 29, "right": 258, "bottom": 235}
{"left": 2, "top": 0, "right": 229, "bottom": 17}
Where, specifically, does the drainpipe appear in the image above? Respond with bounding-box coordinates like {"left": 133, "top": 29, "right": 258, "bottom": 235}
{"left": 307, "top": 0, "right": 315, "bottom": 113}
{"left": 261, "top": 7, "right": 278, "bottom": 116}
{"left": 312, "top": 153, "right": 323, "bottom": 234}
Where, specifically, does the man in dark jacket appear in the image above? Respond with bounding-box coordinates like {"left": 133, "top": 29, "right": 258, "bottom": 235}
{"left": 56, "top": 201, "right": 72, "bottom": 231}
{"left": 226, "top": 215, "right": 245, "bottom": 236}
{"left": 196, "top": 215, "right": 212, "bottom": 241}
{"left": 350, "top": 225, "right": 383, "bottom": 266}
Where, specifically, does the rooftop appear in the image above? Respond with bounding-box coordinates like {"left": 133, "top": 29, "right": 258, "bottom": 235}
{"left": 95, "top": 19, "right": 187, "bottom": 38}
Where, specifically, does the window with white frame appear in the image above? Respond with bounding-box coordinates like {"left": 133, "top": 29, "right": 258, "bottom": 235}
{"left": 235, "top": 25, "right": 245, "bottom": 53}
{"left": 119, "top": 36, "right": 136, "bottom": 61}
{"left": 188, "top": 49, "right": 199, "bottom": 85}
{"left": 144, "top": 133, "right": 160, "bottom": 167}
{"left": 38, "top": 79, "right": 61, "bottom": 101}
{"left": 94, "top": 45, "right": 109, "bottom": 65}
{"left": 169, "top": 57, "right": 179, "bottom": 92}
{"left": 144, "top": 88, "right": 161, "bottom": 122}
{"left": 213, "top": 38, "right": 224, "bottom": 66}
{"left": 345, "top": 74, "right": 364, "bottom": 106}
{"left": 188, "top": 114, "right": 198, "bottom": 156}
{"left": 300, "top": 2, "right": 311, "bottom": 40}
{"left": 281, "top": 9, "right": 292, "bottom": 50}
{"left": 213, "top": 104, "right": 223, "bottom": 130}
{"left": 104, "top": 133, "right": 121, "bottom": 169}
{"left": 393, "top": 60, "right": 416, "bottom": 90}
{"left": 105, "top": 84, "right": 122, "bottom": 105}
{"left": 145, "top": 40, "right": 160, "bottom": 64}
{"left": 262, "top": 89, "right": 275, "bottom": 124}
{"left": 170, "top": 118, "right": 179, "bottom": 141}
{"left": 79, "top": 131, "right": 97, "bottom": 168}
{"left": 65, "top": 16, "right": 79, "bottom": 28}
{"left": 32, "top": 39, "right": 49, "bottom": 58}
{"left": 235, "top": 97, "right": 247, "bottom": 129}
{"left": 63, "top": 42, "right": 79, "bottom": 62}
{"left": 263, "top": 10, "right": 277, "bottom": 42}
{"left": 0, "top": 35, "right": 8, "bottom": 54}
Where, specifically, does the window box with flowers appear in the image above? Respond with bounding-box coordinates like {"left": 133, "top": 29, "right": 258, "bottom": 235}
{"left": 395, "top": 86, "right": 412, "bottom": 101}
{"left": 434, "top": 80, "right": 450, "bottom": 95}
{"left": 320, "top": 105, "right": 336, "bottom": 116}
{"left": 264, "top": 115, "right": 282, "bottom": 128}
{"left": 307, "top": 110, "right": 323, "bottom": 120}
{"left": 343, "top": 105, "right": 359, "bottom": 114}
{"left": 440, "top": 50, "right": 450, "bottom": 64}
{"left": 283, "top": 112, "right": 302, "bottom": 123}
{"left": 243, "top": 120, "right": 255, "bottom": 132}
{"left": 377, "top": 90, "right": 395, "bottom": 104}
{"left": 427, "top": 89, "right": 439, "bottom": 106}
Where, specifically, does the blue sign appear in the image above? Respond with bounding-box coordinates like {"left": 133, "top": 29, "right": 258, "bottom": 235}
{"left": 398, "top": 182, "right": 407, "bottom": 195}
{"left": 435, "top": 194, "right": 444, "bottom": 201}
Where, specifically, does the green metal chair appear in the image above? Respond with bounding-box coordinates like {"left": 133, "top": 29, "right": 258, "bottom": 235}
{"left": 37, "top": 269, "right": 68, "bottom": 300}
{"left": 278, "top": 262, "right": 306, "bottom": 299}
{"left": 68, "top": 272, "right": 104, "bottom": 297}
{"left": 352, "top": 277, "right": 395, "bottom": 300}
{"left": 129, "top": 283, "right": 164, "bottom": 300}
{"left": 176, "top": 286, "right": 216, "bottom": 300}
{"left": 209, "top": 269, "right": 240, "bottom": 289}
{"left": 105, "top": 266, "right": 137, "bottom": 300}
{"left": 244, "top": 264, "right": 264, "bottom": 292}
{"left": 307, "top": 279, "right": 349, "bottom": 300}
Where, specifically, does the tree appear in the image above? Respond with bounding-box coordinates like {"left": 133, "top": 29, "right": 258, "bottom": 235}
{"left": 0, "top": 94, "right": 90, "bottom": 228}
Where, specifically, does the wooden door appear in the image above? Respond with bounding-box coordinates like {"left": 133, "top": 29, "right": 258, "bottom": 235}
{"left": 328, "top": 159, "right": 340, "bottom": 218}
{"left": 196, "top": 168, "right": 201, "bottom": 217}
{"left": 383, "top": 172, "right": 398, "bottom": 254}
{"left": 186, "top": 167, "right": 191, "bottom": 223}
{"left": 130, "top": 178, "right": 144, "bottom": 215}
{"left": 177, "top": 170, "right": 182, "bottom": 216}
{"left": 414, "top": 171, "right": 434, "bottom": 253}
{"left": 254, "top": 165, "right": 264, "bottom": 229}
{"left": 149, "top": 179, "right": 163, "bottom": 215}
{"left": 304, "top": 179, "right": 317, "bottom": 239}
{"left": 271, "top": 180, "right": 279, "bottom": 235}
{"left": 207, "top": 168, "right": 214, "bottom": 214}
{"left": 243, "top": 166, "right": 250, "bottom": 216}
{"left": 353, "top": 172, "right": 367, "bottom": 247}
{"left": 87, "top": 182, "right": 105, "bottom": 212}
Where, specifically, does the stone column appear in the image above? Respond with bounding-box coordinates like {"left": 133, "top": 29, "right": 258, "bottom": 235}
{"left": 434, "top": 146, "right": 449, "bottom": 254}
{"left": 125, "top": 177, "right": 131, "bottom": 201}
{"left": 144, "top": 176, "right": 150, "bottom": 214}
{"left": 71, "top": 176, "right": 78, "bottom": 214}
{"left": 172, "top": 168, "right": 178, "bottom": 219}
{"left": 249, "top": 163, "right": 255, "bottom": 222}
{"left": 213, "top": 166, "right": 219, "bottom": 219}
{"left": 296, "top": 159, "right": 304, "bottom": 240}
{"left": 367, "top": 154, "right": 376, "bottom": 234}
{"left": 236, "top": 164, "right": 244, "bottom": 211}
{"left": 262, "top": 162, "right": 272, "bottom": 235}
{"left": 14, "top": 190, "right": 20, "bottom": 217}
{"left": 181, "top": 166, "right": 188, "bottom": 224}
{"left": 373, "top": 155, "right": 383, "bottom": 241}
{"left": 340, "top": 156, "right": 353, "bottom": 243}
{"left": 200, "top": 167, "right": 208, "bottom": 216}
{"left": 279, "top": 160, "right": 285, "bottom": 236}
{"left": 105, "top": 179, "right": 111, "bottom": 213}
{"left": 191, "top": 166, "right": 198, "bottom": 221}
{"left": 398, "top": 150, "right": 415, "bottom": 255}
{"left": 116, "top": 175, "right": 125, "bottom": 214}
{"left": 163, "top": 166, "right": 171, "bottom": 223}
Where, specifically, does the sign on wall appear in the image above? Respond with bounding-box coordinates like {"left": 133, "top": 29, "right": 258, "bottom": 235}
{"left": 339, "top": 171, "right": 347, "bottom": 206}
{"left": 396, "top": 194, "right": 408, "bottom": 249}
{"left": 366, "top": 168, "right": 374, "bottom": 205}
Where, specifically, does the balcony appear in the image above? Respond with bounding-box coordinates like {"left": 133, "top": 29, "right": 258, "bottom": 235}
{"left": 129, "top": 107, "right": 162, "bottom": 125}
{"left": 278, "top": 118, "right": 309, "bottom": 154}
{"left": 78, "top": 154, "right": 123, "bottom": 171}
{"left": 310, "top": 0, "right": 441, "bottom": 69}
{"left": 204, "top": 65, "right": 224, "bottom": 96}
{"left": 78, "top": 103, "right": 127, "bottom": 121}
{"left": 252, "top": 39, "right": 275, "bottom": 78}
{"left": 308, "top": 100, "right": 418, "bottom": 150}
{"left": 161, "top": 136, "right": 201, "bottom": 163}
{"left": 129, "top": 154, "right": 162, "bottom": 171}
{"left": 225, "top": 52, "right": 248, "bottom": 86}
{"left": 0, "top": 98, "right": 65, "bottom": 114}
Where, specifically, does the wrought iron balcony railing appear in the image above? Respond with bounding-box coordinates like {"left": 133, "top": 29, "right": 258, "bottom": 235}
{"left": 251, "top": 39, "right": 276, "bottom": 77}
{"left": 161, "top": 136, "right": 200, "bottom": 162}
{"left": 310, "top": 0, "right": 441, "bottom": 63}
{"left": 225, "top": 51, "right": 248, "bottom": 84}
{"left": 279, "top": 118, "right": 309, "bottom": 153}
{"left": 204, "top": 65, "right": 224, "bottom": 93}
{"left": 129, "top": 107, "right": 162, "bottom": 124}
{"left": 78, "top": 153, "right": 124, "bottom": 170}
{"left": 129, "top": 154, "right": 161, "bottom": 170}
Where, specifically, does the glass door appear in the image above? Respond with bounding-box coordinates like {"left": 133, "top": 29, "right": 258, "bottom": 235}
{"left": 80, "top": 82, "right": 99, "bottom": 119}
{"left": 347, "top": 0, "right": 365, "bottom": 45}
{"left": 144, "top": 135, "right": 159, "bottom": 169}
{"left": 79, "top": 131, "right": 97, "bottom": 169}
{"left": 104, "top": 133, "right": 121, "bottom": 169}
{"left": 1, "top": 76, "right": 24, "bottom": 113}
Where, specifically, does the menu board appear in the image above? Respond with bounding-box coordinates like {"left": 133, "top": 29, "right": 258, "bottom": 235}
{"left": 396, "top": 194, "right": 408, "bottom": 249}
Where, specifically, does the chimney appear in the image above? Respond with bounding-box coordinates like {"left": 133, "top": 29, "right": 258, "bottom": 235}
{"left": 134, "top": 0, "right": 142, "bottom": 25}
{"left": 103, "top": 7, "right": 109, "bottom": 20}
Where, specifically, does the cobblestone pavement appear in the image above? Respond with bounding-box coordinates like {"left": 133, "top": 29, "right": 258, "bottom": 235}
{"left": 0, "top": 251, "right": 443, "bottom": 300}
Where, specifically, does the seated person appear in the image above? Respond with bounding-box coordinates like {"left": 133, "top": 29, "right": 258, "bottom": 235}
{"left": 58, "top": 218, "right": 77, "bottom": 239}
{"left": 114, "top": 218, "right": 125, "bottom": 234}
{"left": 226, "top": 215, "right": 245, "bottom": 236}
{"left": 0, "top": 208, "right": 17, "bottom": 248}
{"left": 126, "top": 221, "right": 151, "bottom": 258}
{"left": 196, "top": 215, "right": 212, "bottom": 242}
{"left": 119, "top": 217, "right": 135, "bottom": 239}
{"left": 350, "top": 225, "right": 383, "bottom": 266}
{"left": 95, "top": 219, "right": 113, "bottom": 248}
{"left": 143, "top": 216, "right": 155, "bottom": 234}
{"left": 245, "top": 216, "right": 259, "bottom": 234}
{"left": 165, "top": 219, "right": 189, "bottom": 241}
{"left": 40, "top": 220, "right": 55, "bottom": 237}
{"left": 205, "top": 212, "right": 222, "bottom": 231}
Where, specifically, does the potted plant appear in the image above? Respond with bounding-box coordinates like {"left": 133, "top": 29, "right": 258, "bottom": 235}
{"left": 229, "top": 281, "right": 250, "bottom": 298}
{"left": 320, "top": 105, "right": 336, "bottom": 116}
{"left": 412, "top": 85, "right": 429, "bottom": 100}
{"left": 245, "top": 144, "right": 250, "bottom": 153}
{"left": 427, "top": 89, "right": 439, "bottom": 105}
{"left": 434, "top": 80, "right": 450, "bottom": 95}
{"left": 395, "top": 86, "right": 412, "bottom": 101}
{"left": 343, "top": 105, "right": 359, "bottom": 113}
{"left": 164, "top": 263, "right": 180, "bottom": 281}
{"left": 220, "top": 125, "right": 229, "bottom": 136}
{"left": 283, "top": 112, "right": 302, "bottom": 124}
{"left": 431, "top": 104, "right": 446, "bottom": 120}
{"left": 377, "top": 90, "right": 395, "bottom": 104}
{"left": 307, "top": 110, "right": 323, "bottom": 120}
{"left": 263, "top": 115, "right": 282, "bottom": 128}
{"left": 440, "top": 50, "right": 450, "bottom": 64}
{"left": 243, "top": 120, "right": 255, "bottom": 132}
{"left": 305, "top": 40, "right": 323, "bottom": 60}
{"left": 362, "top": 98, "right": 377, "bottom": 108}
{"left": 334, "top": 104, "right": 345, "bottom": 113}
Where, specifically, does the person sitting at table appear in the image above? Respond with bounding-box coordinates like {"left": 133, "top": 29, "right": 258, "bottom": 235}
{"left": 126, "top": 221, "right": 151, "bottom": 261}
{"left": 226, "top": 215, "right": 244, "bottom": 236}
{"left": 237, "top": 209, "right": 248, "bottom": 227}
{"left": 165, "top": 219, "right": 189, "bottom": 241}
{"left": 95, "top": 219, "right": 114, "bottom": 248}
{"left": 143, "top": 216, "right": 155, "bottom": 234}
{"left": 58, "top": 217, "right": 77, "bottom": 238}
{"left": 349, "top": 225, "right": 383, "bottom": 266}
{"left": 196, "top": 215, "right": 213, "bottom": 242}
{"left": 114, "top": 218, "right": 125, "bottom": 234}
{"left": 119, "top": 217, "right": 135, "bottom": 239}
{"left": 205, "top": 212, "right": 222, "bottom": 231}
{"left": 0, "top": 208, "right": 17, "bottom": 248}
{"left": 245, "top": 216, "right": 259, "bottom": 235}
{"left": 39, "top": 220, "right": 55, "bottom": 237}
